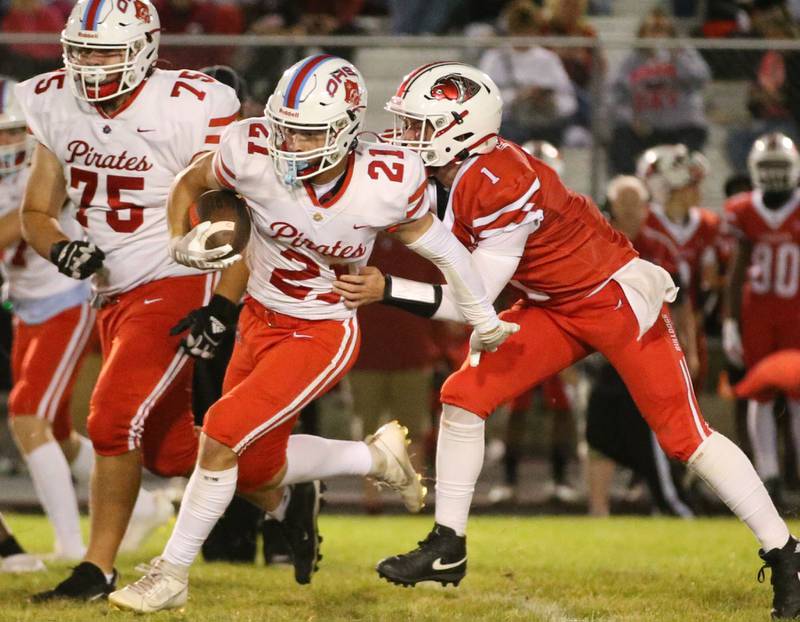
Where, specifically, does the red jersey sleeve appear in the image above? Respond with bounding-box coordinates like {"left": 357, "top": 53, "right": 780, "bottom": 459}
{"left": 722, "top": 192, "right": 752, "bottom": 240}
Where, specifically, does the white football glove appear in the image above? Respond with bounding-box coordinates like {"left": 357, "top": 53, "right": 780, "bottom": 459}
{"left": 722, "top": 318, "right": 745, "bottom": 368}
{"left": 468, "top": 320, "right": 521, "bottom": 367}
{"left": 169, "top": 221, "right": 241, "bottom": 270}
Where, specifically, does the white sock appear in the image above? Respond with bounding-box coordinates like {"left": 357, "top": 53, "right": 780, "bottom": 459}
{"left": 69, "top": 435, "right": 94, "bottom": 485}
{"left": 434, "top": 405, "right": 485, "bottom": 536}
{"left": 161, "top": 465, "right": 238, "bottom": 568}
{"left": 747, "top": 399, "right": 779, "bottom": 480}
{"left": 279, "top": 435, "right": 372, "bottom": 486}
{"left": 266, "top": 487, "right": 291, "bottom": 522}
{"left": 26, "top": 441, "right": 84, "bottom": 558}
{"left": 689, "top": 432, "right": 790, "bottom": 552}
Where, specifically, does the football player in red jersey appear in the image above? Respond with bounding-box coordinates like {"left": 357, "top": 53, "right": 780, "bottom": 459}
{"left": 724, "top": 133, "right": 800, "bottom": 509}
{"left": 637, "top": 143, "right": 724, "bottom": 385}
{"left": 333, "top": 63, "right": 800, "bottom": 618}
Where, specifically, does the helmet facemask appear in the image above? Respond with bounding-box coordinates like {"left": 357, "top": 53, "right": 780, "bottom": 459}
{"left": 386, "top": 106, "right": 453, "bottom": 167}
{"left": 63, "top": 36, "right": 151, "bottom": 102}
{"left": 266, "top": 106, "right": 358, "bottom": 186}
{"left": 753, "top": 159, "right": 798, "bottom": 193}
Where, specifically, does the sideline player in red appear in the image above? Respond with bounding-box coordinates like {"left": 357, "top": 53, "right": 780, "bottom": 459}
{"left": 17, "top": 0, "right": 240, "bottom": 601}
{"left": 723, "top": 133, "right": 800, "bottom": 506}
{"left": 333, "top": 62, "right": 800, "bottom": 618}
{"left": 636, "top": 143, "right": 724, "bottom": 385}
{"left": 109, "top": 54, "right": 516, "bottom": 613}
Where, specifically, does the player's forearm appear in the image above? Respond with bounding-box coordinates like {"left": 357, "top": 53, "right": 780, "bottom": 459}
{"left": 168, "top": 152, "right": 215, "bottom": 238}
{"left": 0, "top": 210, "right": 24, "bottom": 251}
{"left": 21, "top": 209, "right": 68, "bottom": 260}
{"left": 21, "top": 143, "right": 70, "bottom": 259}
{"left": 214, "top": 259, "right": 250, "bottom": 304}
{"left": 402, "top": 217, "right": 498, "bottom": 332}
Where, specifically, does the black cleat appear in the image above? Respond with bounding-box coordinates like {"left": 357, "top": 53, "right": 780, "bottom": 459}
{"left": 262, "top": 517, "right": 292, "bottom": 565}
{"left": 30, "top": 562, "right": 117, "bottom": 603}
{"left": 376, "top": 523, "right": 466, "bottom": 587}
{"left": 759, "top": 536, "right": 800, "bottom": 619}
{"left": 279, "top": 481, "right": 322, "bottom": 585}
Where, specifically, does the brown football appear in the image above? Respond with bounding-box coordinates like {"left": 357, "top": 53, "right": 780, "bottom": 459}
{"left": 190, "top": 190, "right": 251, "bottom": 258}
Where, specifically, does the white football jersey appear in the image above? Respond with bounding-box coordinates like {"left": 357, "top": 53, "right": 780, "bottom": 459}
{"left": 15, "top": 68, "right": 239, "bottom": 295}
{"left": 0, "top": 167, "right": 85, "bottom": 302}
{"left": 212, "top": 119, "right": 431, "bottom": 320}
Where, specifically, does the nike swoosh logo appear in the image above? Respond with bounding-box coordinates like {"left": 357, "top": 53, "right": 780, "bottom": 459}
{"left": 137, "top": 128, "right": 155, "bottom": 133}
{"left": 352, "top": 224, "right": 371, "bottom": 230}
{"left": 144, "top": 298, "right": 163, "bottom": 305}
{"left": 614, "top": 299, "right": 622, "bottom": 310}
{"left": 431, "top": 556, "right": 466, "bottom": 571}
{"left": 292, "top": 332, "right": 312, "bottom": 339}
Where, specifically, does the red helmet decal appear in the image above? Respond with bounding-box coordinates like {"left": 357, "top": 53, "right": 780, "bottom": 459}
{"left": 343, "top": 79, "right": 361, "bottom": 106}
{"left": 428, "top": 74, "right": 480, "bottom": 103}
{"left": 134, "top": 0, "right": 151, "bottom": 23}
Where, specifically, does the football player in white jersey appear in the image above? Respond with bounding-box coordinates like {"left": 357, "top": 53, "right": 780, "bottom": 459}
{"left": 16, "top": 0, "right": 240, "bottom": 602}
{"left": 109, "top": 54, "right": 517, "bottom": 613}
{"left": 0, "top": 76, "right": 95, "bottom": 563}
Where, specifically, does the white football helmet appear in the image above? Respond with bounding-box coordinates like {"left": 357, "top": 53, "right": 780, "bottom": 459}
{"left": 385, "top": 62, "right": 502, "bottom": 167}
{"left": 748, "top": 132, "right": 800, "bottom": 193}
{"left": 61, "top": 0, "right": 160, "bottom": 102}
{"left": 265, "top": 55, "right": 366, "bottom": 185}
{"left": 522, "top": 140, "right": 564, "bottom": 176}
{"left": 0, "top": 78, "right": 33, "bottom": 175}
{"left": 636, "top": 144, "right": 708, "bottom": 203}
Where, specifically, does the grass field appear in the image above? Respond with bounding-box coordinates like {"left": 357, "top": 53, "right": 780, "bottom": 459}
{"left": 0, "top": 513, "right": 793, "bottom": 622}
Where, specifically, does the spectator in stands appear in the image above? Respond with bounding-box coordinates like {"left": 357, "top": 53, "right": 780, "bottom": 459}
{"left": 479, "top": 0, "right": 577, "bottom": 147}
{"left": 725, "top": 0, "right": 800, "bottom": 173}
{"left": 348, "top": 235, "right": 440, "bottom": 513}
{"left": 0, "top": 0, "right": 63, "bottom": 77}
{"left": 390, "top": 0, "right": 466, "bottom": 34}
{"left": 155, "top": 0, "right": 244, "bottom": 70}
{"left": 541, "top": 0, "right": 605, "bottom": 131}
{"left": 607, "top": 8, "right": 711, "bottom": 174}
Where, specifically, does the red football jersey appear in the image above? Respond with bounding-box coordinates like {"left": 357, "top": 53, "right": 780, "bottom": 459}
{"left": 632, "top": 223, "right": 683, "bottom": 281}
{"left": 724, "top": 190, "right": 800, "bottom": 304}
{"left": 645, "top": 206, "right": 723, "bottom": 301}
{"left": 446, "top": 139, "right": 636, "bottom": 304}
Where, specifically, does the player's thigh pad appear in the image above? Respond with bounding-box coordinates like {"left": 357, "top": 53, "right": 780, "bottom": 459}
{"left": 88, "top": 276, "right": 211, "bottom": 456}
{"left": 9, "top": 303, "right": 95, "bottom": 433}
{"left": 440, "top": 305, "right": 590, "bottom": 418}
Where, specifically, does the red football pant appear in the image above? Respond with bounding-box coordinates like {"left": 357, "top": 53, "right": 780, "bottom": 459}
{"left": 204, "top": 298, "right": 360, "bottom": 493}
{"left": 88, "top": 275, "right": 215, "bottom": 477}
{"left": 9, "top": 302, "right": 95, "bottom": 442}
{"left": 442, "top": 280, "right": 712, "bottom": 462}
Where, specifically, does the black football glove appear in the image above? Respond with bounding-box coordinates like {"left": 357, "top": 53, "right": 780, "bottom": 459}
{"left": 50, "top": 240, "right": 105, "bottom": 280}
{"left": 169, "top": 294, "right": 239, "bottom": 360}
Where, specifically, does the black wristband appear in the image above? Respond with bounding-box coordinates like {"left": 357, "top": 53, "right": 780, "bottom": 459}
{"left": 207, "top": 294, "right": 239, "bottom": 326}
{"left": 49, "top": 240, "right": 69, "bottom": 265}
{"left": 381, "top": 274, "right": 443, "bottom": 318}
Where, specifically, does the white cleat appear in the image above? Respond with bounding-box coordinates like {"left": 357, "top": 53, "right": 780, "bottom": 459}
{"left": 0, "top": 553, "right": 45, "bottom": 573}
{"left": 109, "top": 557, "right": 188, "bottom": 613}
{"left": 119, "top": 489, "right": 175, "bottom": 553}
{"left": 487, "top": 484, "right": 516, "bottom": 505}
{"left": 366, "top": 420, "right": 427, "bottom": 513}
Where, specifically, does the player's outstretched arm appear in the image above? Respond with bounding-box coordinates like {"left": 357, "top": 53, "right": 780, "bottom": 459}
{"left": 22, "top": 143, "right": 105, "bottom": 280}
{"left": 391, "top": 212, "right": 520, "bottom": 363}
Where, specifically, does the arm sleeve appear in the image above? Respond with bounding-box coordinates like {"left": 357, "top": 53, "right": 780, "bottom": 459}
{"left": 384, "top": 224, "right": 529, "bottom": 322}
{"left": 404, "top": 216, "right": 499, "bottom": 332}
{"left": 432, "top": 224, "right": 528, "bottom": 322}
{"left": 13, "top": 80, "right": 55, "bottom": 153}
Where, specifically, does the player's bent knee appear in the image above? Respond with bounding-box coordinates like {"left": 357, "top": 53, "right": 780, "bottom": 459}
{"left": 8, "top": 383, "right": 37, "bottom": 418}
{"left": 236, "top": 459, "right": 286, "bottom": 494}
